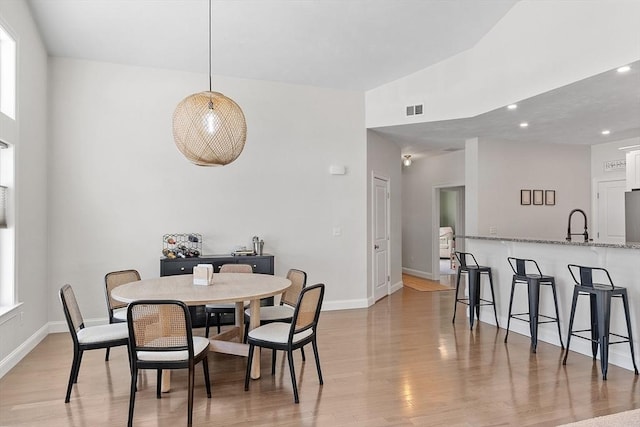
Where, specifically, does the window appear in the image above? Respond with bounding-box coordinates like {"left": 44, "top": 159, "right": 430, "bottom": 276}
{"left": 0, "top": 21, "right": 15, "bottom": 311}
{"left": 0, "top": 140, "right": 13, "bottom": 309}
{"left": 0, "top": 24, "right": 16, "bottom": 120}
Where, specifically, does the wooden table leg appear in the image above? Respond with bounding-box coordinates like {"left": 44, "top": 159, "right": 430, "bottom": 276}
{"left": 235, "top": 301, "right": 245, "bottom": 342}
{"left": 249, "top": 299, "right": 261, "bottom": 379}
{"left": 161, "top": 370, "right": 171, "bottom": 393}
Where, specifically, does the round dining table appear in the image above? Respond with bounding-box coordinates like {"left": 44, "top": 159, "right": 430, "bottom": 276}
{"left": 111, "top": 272, "right": 291, "bottom": 388}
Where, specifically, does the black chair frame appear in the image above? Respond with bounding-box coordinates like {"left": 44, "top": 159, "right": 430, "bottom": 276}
{"left": 104, "top": 269, "right": 141, "bottom": 361}
{"left": 244, "top": 283, "right": 325, "bottom": 403}
{"left": 452, "top": 251, "right": 499, "bottom": 329}
{"left": 59, "top": 284, "right": 130, "bottom": 403}
{"left": 126, "top": 300, "right": 211, "bottom": 427}
{"left": 504, "top": 257, "right": 563, "bottom": 352}
{"left": 563, "top": 264, "right": 638, "bottom": 380}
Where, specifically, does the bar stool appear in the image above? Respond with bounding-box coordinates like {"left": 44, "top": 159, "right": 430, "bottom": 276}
{"left": 452, "top": 251, "right": 499, "bottom": 330}
{"left": 504, "top": 257, "right": 563, "bottom": 353}
{"left": 563, "top": 264, "right": 639, "bottom": 380}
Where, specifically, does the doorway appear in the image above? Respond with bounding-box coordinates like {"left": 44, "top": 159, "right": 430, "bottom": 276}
{"left": 433, "top": 185, "right": 465, "bottom": 282}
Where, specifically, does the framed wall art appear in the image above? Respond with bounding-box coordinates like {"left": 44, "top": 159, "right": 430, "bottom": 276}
{"left": 545, "top": 190, "right": 556, "bottom": 206}
{"left": 533, "top": 190, "right": 544, "bottom": 205}
{"left": 520, "top": 190, "right": 531, "bottom": 205}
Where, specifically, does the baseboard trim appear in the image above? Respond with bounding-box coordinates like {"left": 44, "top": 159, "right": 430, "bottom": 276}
{"left": 402, "top": 267, "right": 433, "bottom": 280}
{"left": 322, "top": 299, "right": 369, "bottom": 311}
{"left": 0, "top": 323, "right": 49, "bottom": 379}
{"left": 390, "top": 280, "right": 403, "bottom": 294}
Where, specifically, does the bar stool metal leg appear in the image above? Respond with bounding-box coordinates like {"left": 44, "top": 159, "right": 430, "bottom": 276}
{"left": 527, "top": 278, "right": 541, "bottom": 353}
{"left": 550, "top": 278, "right": 564, "bottom": 349}
{"left": 621, "top": 291, "right": 640, "bottom": 375}
{"left": 504, "top": 276, "right": 517, "bottom": 343}
{"left": 589, "top": 294, "right": 599, "bottom": 360}
{"left": 468, "top": 270, "right": 480, "bottom": 330}
{"left": 563, "top": 287, "right": 580, "bottom": 366}
{"left": 487, "top": 270, "right": 499, "bottom": 327}
{"left": 452, "top": 269, "right": 463, "bottom": 323}
{"left": 595, "top": 291, "right": 612, "bottom": 380}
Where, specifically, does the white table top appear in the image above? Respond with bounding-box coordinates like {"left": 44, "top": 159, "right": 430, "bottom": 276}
{"left": 111, "top": 273, "right": 291, "bottom": 305}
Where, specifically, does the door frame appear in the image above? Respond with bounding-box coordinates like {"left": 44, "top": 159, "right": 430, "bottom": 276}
{"left": 592, "top": 177, "right": 626, "bottom": 243}
{"left": 432, "top": 182, "right": 465, "bottom": 282}
{"left": 371, "top": 172, "right": 391, "bottom": 302}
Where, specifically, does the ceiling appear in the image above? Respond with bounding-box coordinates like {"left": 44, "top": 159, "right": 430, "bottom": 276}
{"left": 25, "top": 0, "right": 640, "bottom": 154}
{"left": 372, "top": 60, "right": 640, "bottom": 157}
{"left": 26, "top": 0, "right": 517, "bottom": 91}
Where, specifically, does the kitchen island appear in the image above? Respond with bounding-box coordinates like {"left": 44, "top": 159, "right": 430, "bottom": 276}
{"left": 458, "top": 235, "right": 640, "bottom": 372}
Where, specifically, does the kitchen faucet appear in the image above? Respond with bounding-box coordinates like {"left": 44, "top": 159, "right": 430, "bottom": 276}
{"left": 566, "top": 209, "right": 589, "bottom": 242}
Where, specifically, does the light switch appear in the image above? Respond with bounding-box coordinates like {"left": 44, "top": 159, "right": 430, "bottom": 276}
{"left": 333, "top": 227, "right": 342, "bottom": 236}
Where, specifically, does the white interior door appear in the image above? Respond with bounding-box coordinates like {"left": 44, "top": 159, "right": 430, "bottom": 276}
{"left": 373, "top": 177, "right": 389, "bottom": 302}
{"left": 597, "top": 180, "right": 626, "bottom": 243}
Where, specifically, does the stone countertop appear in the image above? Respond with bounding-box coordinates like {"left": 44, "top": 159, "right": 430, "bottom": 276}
{"left": 457, "top": 235, "right": 640, "bottom": 250}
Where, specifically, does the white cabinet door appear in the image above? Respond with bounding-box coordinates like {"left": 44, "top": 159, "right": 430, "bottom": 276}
{"left": 626, "top": 150, "right": 640, "bottom": 191}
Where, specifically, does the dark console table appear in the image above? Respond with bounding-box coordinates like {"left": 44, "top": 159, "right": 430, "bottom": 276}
{"left": 160, "top": 254, "right": 275, "bottom": 327}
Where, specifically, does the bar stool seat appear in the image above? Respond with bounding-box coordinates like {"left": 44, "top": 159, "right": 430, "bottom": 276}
{"left": 452, "top": 251, "right": 499, "bottom": 330}
{"left": 563, "top": 264, "right": 639, "bottom": 380}
{"left": 504, "top": 257, "right": 563, "bottom": 353}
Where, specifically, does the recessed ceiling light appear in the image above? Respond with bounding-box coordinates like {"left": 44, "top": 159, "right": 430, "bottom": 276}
{"left": 617, "top": 65, "right": 631, "bottom": 73}
{"left": 601, "top": 130, "right": 611, "bottom": 135}
{"left": 519, "top": 122, "right": 528, "bottom": 128}
{"left": 507, "top": 104, "right": 517, "bottom": 110}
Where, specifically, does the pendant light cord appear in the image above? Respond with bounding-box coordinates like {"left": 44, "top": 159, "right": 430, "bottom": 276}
{"left": 208, "top": 0, "right": 212, "bottom": 92}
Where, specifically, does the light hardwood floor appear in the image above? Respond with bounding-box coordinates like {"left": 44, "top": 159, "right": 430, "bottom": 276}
{"left": 1, "top": 288, "right": 638, "bottom": 426}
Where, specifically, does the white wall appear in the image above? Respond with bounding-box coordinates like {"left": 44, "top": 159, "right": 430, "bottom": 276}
{"left": 401, "top": 150, "right": 465, "bottom": 277}
{"left": 47, "top": 58, "right": 368, "bottom": 323}
{"left": 471, "top": 139, "right": 591, "bottom": 239}
{"left": 365, "top": 0, "right": 640, "bottom": 128}
{"left": 0, "top": 0, "right": 49, "bottom": 374}
{"left": 591, "top": 137, "right": 639, "bottom": 183}
{"left": 366, "top": 130, "right": 402, "bottom": 299}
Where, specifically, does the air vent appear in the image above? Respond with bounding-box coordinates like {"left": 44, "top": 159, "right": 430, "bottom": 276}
{"left": 406, "top": 104, "right": 423, "bottom": 116}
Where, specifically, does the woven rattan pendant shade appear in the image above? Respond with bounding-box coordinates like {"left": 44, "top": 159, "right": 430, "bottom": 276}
{"left": 172, "top": 91, "right": 247, "bottom": 166}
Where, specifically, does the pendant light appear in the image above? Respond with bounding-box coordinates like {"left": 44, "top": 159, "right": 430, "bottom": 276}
{"left": 172, "top": 0, "right": 247, "bottom": 166}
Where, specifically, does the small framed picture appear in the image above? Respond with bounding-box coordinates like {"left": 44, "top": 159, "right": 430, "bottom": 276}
{"left": 545, "top": 190, "right": 556, "bottom": 206}
{"left": 533, "top": 190, "right": 544, "bottom": 205}
{"left": 520, "top": 190, "right": 531, "bottom": 205}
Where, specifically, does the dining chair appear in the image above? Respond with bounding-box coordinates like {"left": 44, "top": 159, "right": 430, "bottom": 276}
{"left": 244, "top": 283, "right": 325, "bottom": 403}
{"left": 243, "top": 269, "right": 307, "bottom": 363}
{"left": 204, "top": 263, "right": 253, "bottom": 337}
{"left": 126, "top": 300, "right": 211, "bottom": 427}
{"left": 59, "top": 284, "right": 130, "bottom": 403}
{"left": 104, "top": 269, "right": 141, "bottom": 361}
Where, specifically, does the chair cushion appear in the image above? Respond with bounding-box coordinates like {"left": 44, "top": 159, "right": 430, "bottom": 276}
{"left": 112, "top": 307, "right": 128, "bottom": 321}
{"left": 77, "top": 322, "right": 128, "bottom": 344}
{"left": 137, "top": 336, "right": 210, "bottom": 362}
{"left": 244, "top": 305, "right": 294, "bottom": 322}
{"left": 248, "top": 322, "right": 313, "bottom": 344}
